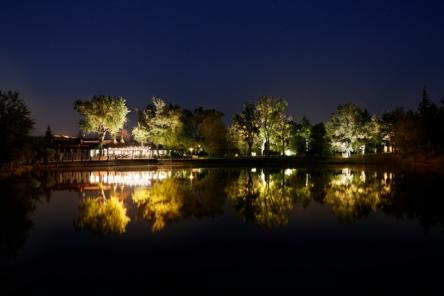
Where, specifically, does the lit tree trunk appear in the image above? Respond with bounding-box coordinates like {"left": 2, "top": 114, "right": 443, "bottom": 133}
{"left": 261, "top": 139, "right": 266, "bottom": 156}
{"left": 120, "top": 129, "right": 125, "bottom": 144}
{"left": 100, "top": 131, "right": 106, "bottom": 157}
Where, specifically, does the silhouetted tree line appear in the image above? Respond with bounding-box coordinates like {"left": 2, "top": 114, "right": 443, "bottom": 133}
{"left": 382, "top": 88, "right": 444, "bottom": 156}
{"left": 0, "top": 91, "right": 56, "bottom": 169}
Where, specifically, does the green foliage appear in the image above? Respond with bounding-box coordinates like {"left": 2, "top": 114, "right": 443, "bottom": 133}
{"left": 132, "top": 97, "right": 183, "bottom": 150}
{"left": 271, "top": 109, "right": 293, "bottom": 155}
{"left": 74, "top": 95, "right": 130, "bottom": 145}
{"left": 325, "top": 103, "right": 382, "bottom": 157}
{"left": 226, "top": 169, "right": 295, "bottom": 228}
{"left": 0, "top": 91, "right": 34, "bottom": 163}
{"left": 230, "top": 102, "right": 260, "bottom": 156}
{"left": 292, "top": 117, "right": 312, "bottom": 155}
{"left": 133, "top": 99, "right": 228, "bottom": 156}
{"left": 256, "top": 96, "right": 288, "bottom": 155}
{"left": 76, "top": 195, "right": 130, "bottom": 234}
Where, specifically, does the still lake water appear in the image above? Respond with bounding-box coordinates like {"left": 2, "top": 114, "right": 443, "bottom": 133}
{"left": 1, "top": 166, "right": 444, "bottom": 293}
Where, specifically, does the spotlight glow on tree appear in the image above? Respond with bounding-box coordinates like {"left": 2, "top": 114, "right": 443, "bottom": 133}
{"left": 74, "top": 95, "right": 129, "bottom": 146}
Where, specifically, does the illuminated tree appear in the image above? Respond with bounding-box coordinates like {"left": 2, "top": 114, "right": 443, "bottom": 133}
{"left": 0, "top": 91, "right": 34, "bottom": 164}
{"left": 325, "top": 103, "right": 379, "bottom": 157}
{"left": 272, "top": 112, "right": 293, "bottom": 155}
{"left": 255, "top": 96, "right": 288, "bottom": 155}
{"left": 132, "top": 97, "right": 183, "bottom": 151}
{"left": 74, "top": 95, "right": 129, "bottom": 146}
{"left": 230, "top": 102, "right": 259, "bottom": 156}
{"left": 360, "top": 115, "right": 382, "bottom": 154}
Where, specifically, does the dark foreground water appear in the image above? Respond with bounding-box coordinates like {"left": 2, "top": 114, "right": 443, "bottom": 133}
{"left": 1, "top": 166, "right": 444, "bottom": 294}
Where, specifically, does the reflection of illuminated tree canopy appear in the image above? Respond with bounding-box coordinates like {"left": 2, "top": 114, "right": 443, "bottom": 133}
{"left": 323, "top": 170, "right": 393, "bottom": 222}
{"left": 76, "top": 194, "right": 130, "bottom": 234}
{"left": 132, "top": 178, "right": 188, "bottom": 232}
{"left": 287, "top": 171, "right": 313, "bottom": 207}
{"left": 227, "top": 170, "right": 294, "bottom": 228}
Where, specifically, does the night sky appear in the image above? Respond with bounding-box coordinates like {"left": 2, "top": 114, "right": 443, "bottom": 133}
{"left": 1, "top": 0, "right": 444, "bottom": 135}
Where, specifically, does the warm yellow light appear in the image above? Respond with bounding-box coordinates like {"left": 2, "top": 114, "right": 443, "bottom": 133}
{"left": 284, "top": 149, "right": 295, "bottom": 156}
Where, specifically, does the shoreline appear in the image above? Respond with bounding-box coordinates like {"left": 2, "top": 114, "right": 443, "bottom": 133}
{"left": 32, "top": 155, "right": 442, "bottom": 172}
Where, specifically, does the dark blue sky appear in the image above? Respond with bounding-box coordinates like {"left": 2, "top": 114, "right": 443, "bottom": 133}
{"left": 1, "top": 0, "right": 443, "bottom": 135}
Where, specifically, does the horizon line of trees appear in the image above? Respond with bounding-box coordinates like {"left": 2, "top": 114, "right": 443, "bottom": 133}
{"left": 1, "top": 87, "right": 444, "bottom": 166}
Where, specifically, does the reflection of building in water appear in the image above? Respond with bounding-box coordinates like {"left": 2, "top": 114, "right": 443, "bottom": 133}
{"left": 323, "top": 169, "right": 394, "bottom": 222}
{"left": 88, "top": 170, "right": 172, "bottom": 186}
{"left": 49, "top": 170, "right": 173, "bottom": 189}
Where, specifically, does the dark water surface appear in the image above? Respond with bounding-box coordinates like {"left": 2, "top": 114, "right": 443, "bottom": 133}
{"left": 1, "top": 167, "right": 444, "bottom": 294}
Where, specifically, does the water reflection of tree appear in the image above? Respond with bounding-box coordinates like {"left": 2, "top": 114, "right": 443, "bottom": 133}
{"left": 287, "top": 170, "right": 314, "bottom": 208}
{"left": 131, "top": 170, "right": 233, "bottom": 232}
{"left": 0, "top": 175, "right": 41, "bottom": 256}
{"left": 323, "top": 169, "right": 393, "bottom": 223}
{"left": 132, "top": 178, "right": 188, "bottom": 232}
{"left": 226, "top": 169, "right": 295, "bottom": 228}
{"left": 182, "top": 170, "right": 231, "bottom": 218}
{"left": 76, "top": 185, "right": 130, "bottom": 234}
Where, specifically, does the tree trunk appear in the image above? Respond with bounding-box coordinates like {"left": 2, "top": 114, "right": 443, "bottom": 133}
{"left": 100, "top": 132, "right": 106, "bottom": 157}
{"left": 120, "top": 129, "right": 125, "bottom": 144}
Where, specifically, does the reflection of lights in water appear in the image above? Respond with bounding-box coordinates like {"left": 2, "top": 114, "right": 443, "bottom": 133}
{"left": 285, "top": 169, "right": 295, "bottom": 176}
{"left": 88, "top": 171, "right": 172, "bottom": 186}
{"left": 334, "top": 168, "right": 353, "bottom": 185}
{"left": 360, "top": 171, "right": 366, "bottom": 183}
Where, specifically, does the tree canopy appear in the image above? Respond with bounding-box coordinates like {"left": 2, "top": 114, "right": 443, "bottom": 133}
{"left": 74, "top": 95, "right": 129, "bottom": 145}
{"left": 230, "top": 102, "right": 260, "bottom": 156}
{"left": 325, "top": 103, "right": 381, "bottom": 157}
{"left": 0, "top": 91, "right": 34, "bottom": 163}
